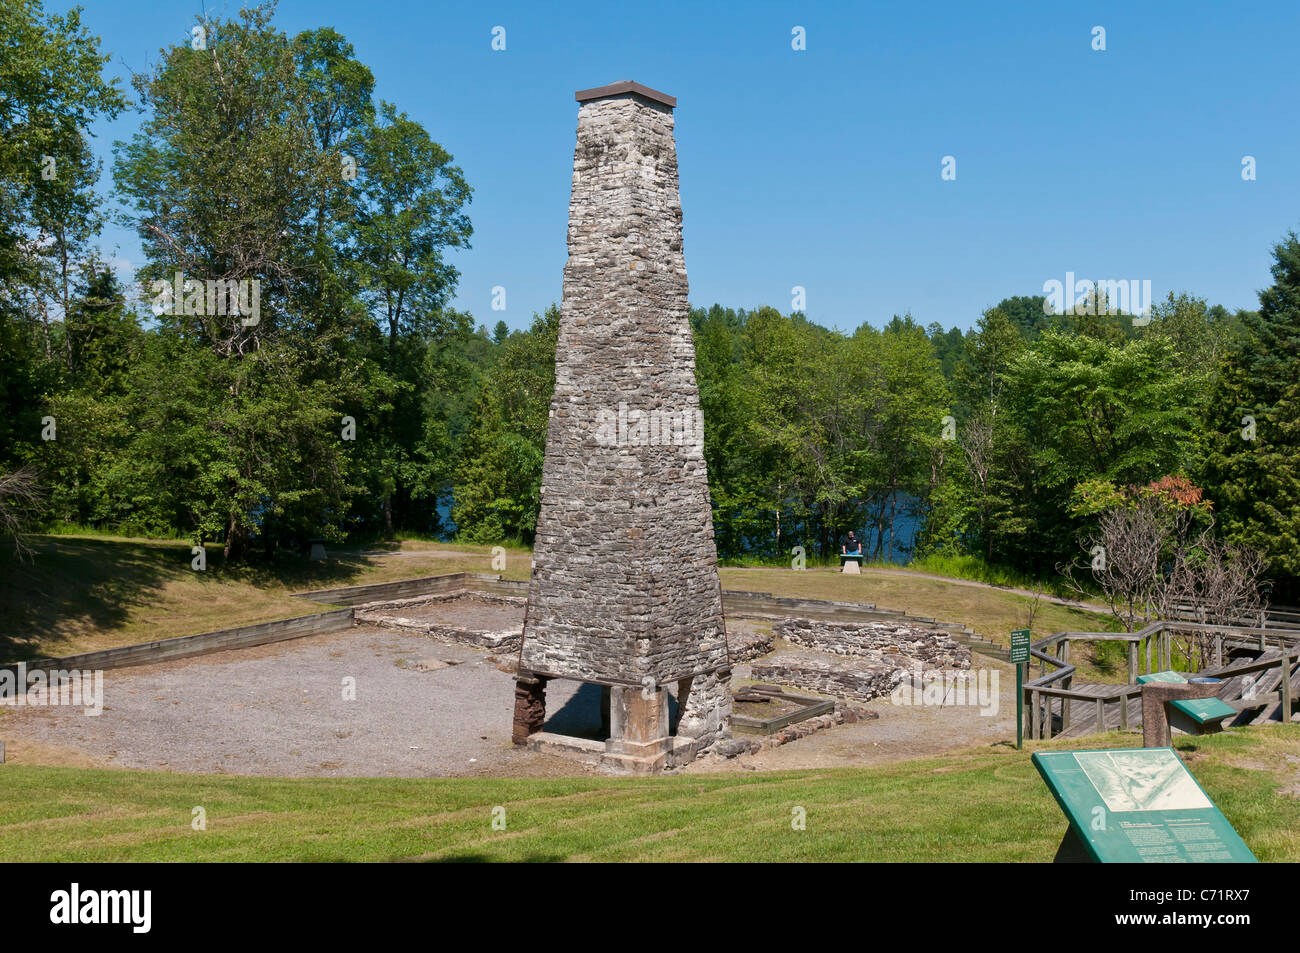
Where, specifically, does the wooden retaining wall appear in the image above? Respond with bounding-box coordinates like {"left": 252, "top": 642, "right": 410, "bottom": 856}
{"left": 2, "top": 608, "right": 354, "bottom": 677}
{"left": 291, "top": 571, "right": 519, "bottom": 606}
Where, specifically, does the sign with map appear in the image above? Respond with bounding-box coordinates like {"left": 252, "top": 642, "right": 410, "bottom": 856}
{"left": 1033, "top": 747, "right": 1257, "bottom": 862}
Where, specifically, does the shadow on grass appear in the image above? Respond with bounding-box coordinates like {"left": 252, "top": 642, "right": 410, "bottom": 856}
{"left": 427, "top": 853, "right": 566, "bottom": 863}
{"left": 0, "top": 536, "right": 388, "bottom": 663}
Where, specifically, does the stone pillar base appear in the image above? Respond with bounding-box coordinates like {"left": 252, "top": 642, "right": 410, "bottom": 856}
{"left": 512, "top": 674, "right": 548, "bottom": 745}
{"left": 675, "top": 667, "right": 733, "bottom": 755}
{"left": 522, "top": 672, "right": 733, "bottom": 773}
{"left": 1141, "top": 681, "right": 1219, "bottom": 748}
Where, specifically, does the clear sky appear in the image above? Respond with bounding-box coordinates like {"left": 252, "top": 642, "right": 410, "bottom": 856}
{"left": 77, "top": 0, "right": 1300, "bottom": 333}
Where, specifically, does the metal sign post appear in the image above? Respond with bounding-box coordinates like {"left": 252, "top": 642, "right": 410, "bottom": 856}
{"left": 1010, "top": 629, "right": 1031, "bottom": 750}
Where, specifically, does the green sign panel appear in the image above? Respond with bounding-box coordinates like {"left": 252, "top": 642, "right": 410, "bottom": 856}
{"left": 1009, "top": 629, "right": 1031, "bottom": 664}
{"left": 1170, "top": 697, "right": 1236, "bottom": 724}
{"left": 1136, "top": 670, "right": 1187, "bottom": 685}
{"left": 1033, "top": 748, "right": 1257, "bottom": 863}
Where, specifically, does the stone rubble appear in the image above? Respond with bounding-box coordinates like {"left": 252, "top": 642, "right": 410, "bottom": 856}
{"left": 711, "top": 700, "right": 877, "bottom": 759}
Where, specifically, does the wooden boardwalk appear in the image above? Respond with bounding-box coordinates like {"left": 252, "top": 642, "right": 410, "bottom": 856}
{"left": 1025, "top": 631, "right": 1300, "bottom": 740}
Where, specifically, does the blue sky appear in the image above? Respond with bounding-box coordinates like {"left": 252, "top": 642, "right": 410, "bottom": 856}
{"left": 77, "top": 0, "right": 1300, "bottom": 333}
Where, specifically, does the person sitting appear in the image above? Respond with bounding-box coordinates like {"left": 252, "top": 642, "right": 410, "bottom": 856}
{"left": 841, "top": 531, "right": 862, "bottom": 556}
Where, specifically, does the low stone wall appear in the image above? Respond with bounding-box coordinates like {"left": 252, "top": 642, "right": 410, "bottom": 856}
{"left": 751, "top": 651, "right": 905, "bottom": 702}
{"left": 354, "top": 591, "right": 525, "bottom": 652}
{"left": 776, "top": 618, "right": 970, "bottom": 670}
{"left": 728, "top": 627, "right": 774, "bottom": 662}
{"left": 713, "top": 699, "right": 877, "bottom": 758}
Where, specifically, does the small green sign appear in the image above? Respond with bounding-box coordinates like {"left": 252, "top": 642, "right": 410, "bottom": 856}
{"left": 1136, "top": 670, "right": 1187, "bottom": 685}
{"left": 1011, "top": 629, "right": 1031, "bottom": 749}
{"left": 1170, "top": 697, "right": 1236, "bottom": 725}
{"left": 1033, "top": 748, "right": 1257, "bottom": 863}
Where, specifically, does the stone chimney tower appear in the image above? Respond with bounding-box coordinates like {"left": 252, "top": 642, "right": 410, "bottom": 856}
{"left": 511, "top": 81, "right": 731, "bottom": 772}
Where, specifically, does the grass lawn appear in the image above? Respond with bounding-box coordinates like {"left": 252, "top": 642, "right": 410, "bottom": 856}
{"left": 0, "top": 535, "right": 532, "bottom": 661}
{"left": 719, "top": 566, "right": 1117, "bottom": 649}
{"left": 3, "top": 535, "right": 1124, "bottom": 671}
{"left": 0, "top": 727, "right": 1294, "bottom": 862}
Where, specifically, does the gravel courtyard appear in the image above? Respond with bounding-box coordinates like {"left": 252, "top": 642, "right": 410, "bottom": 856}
{"left": 1, "top": 622, "right": 1017, "bottom": 777}
{"left": 0, "top": 624, "right": 600, "bottom": 778}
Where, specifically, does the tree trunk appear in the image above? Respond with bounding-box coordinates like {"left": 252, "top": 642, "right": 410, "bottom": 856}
{"left": 775, "top": 506, "right": 781, "bottom": 562}
{"left": 888, "top": 491, "right": 897, "bottom": 563}
{"left": 223, "top": 515, "right": 240, "bottom": 562}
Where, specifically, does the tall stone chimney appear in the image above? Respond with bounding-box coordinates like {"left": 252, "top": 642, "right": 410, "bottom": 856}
{"left": 511, "top": 81, "right": 731, "bottom": 772}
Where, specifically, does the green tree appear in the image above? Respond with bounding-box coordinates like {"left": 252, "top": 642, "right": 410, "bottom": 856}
{"left": 346, "top": 99, "right": 473, "bottom": 536}
{"left": 0, "top": 0, "right": 126, "bottom": 293}
{"left": 112, "top": 5, "right": 383, "bottom": 557}
{"left": 453, "top": 306, "right": 559, "bottom": 543}
{"left": 1202, "top": 230, "right": 1300, "bottom": 597}
{"left": 1006, "top": 330, "right": 1203, "bottom": 565}
{"left": 350, "top": 101, "right": 472, "bottom": 355}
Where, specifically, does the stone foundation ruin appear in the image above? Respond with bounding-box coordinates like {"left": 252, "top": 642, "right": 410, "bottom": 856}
{"left": 355, "top": 591, "right": 525, "bottom": 653}
{"left": 511, "top": 81, "right": 732, "bottom": 773}
{"left": 752, "top": 619, "right": 971, "bottom": 703}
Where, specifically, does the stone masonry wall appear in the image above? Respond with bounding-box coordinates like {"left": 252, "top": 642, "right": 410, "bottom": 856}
{"left": 519, "top": 90, "right": 729, "bottom": 687}
{"left": 751, "top": 653, "right": 905, "bottom": 703}
{"left": 749, "top": 619, "right": 973, "bottom": 702}
{"left": 776, "top": 618, "right": 970, "bottom": 670}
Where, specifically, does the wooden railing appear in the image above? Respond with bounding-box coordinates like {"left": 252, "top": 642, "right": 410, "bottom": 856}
{"left": 1022, "top": 620, "right": 1300, "bottom": 740}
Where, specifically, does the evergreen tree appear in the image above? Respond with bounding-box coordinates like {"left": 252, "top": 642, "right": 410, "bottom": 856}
{"left": 1202, "top": 231, "right": 1300, "bottom": 597}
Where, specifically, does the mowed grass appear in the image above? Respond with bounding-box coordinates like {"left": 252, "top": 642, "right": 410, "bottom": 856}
{"left": 0, "top": 535, "right": 532, "bottom": 661}
{"left": 0, "top": 727, "right": 1295, "bottom": 862}
{"left": 718, "top": 566, "right": 1116, "bottom": 649}
{"left": 2, "top": 535, "right": 1119, "bottom": 665}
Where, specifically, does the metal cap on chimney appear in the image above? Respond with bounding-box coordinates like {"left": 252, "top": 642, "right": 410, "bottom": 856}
{"left": 574, "top": 80, "right": 676, "bottom": 109}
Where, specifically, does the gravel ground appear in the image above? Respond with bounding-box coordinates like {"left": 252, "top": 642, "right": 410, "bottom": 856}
{"left": 0, "top": 624, "right": 599, "bottom": 778}
{"left": 1, "top": 622, "right": 1017, "bottom": 777}
{"left": 686, "top": 657, "right": 1018, "bottom": 772}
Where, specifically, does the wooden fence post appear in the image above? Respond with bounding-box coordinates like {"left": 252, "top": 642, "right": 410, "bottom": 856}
{"left": 1283, "top": 652, "right": 1293, "bottom": 724}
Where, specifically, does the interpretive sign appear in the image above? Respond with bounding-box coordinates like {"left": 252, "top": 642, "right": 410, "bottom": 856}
{"left": 1033, "top": 747, "right": 1257, "bottom": 862}
{"left": 1137, "top": 670, "right": 1187, "bottom": 685}
{"left": 1011, "top": 629, "right": 1031, "bottom": 749}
